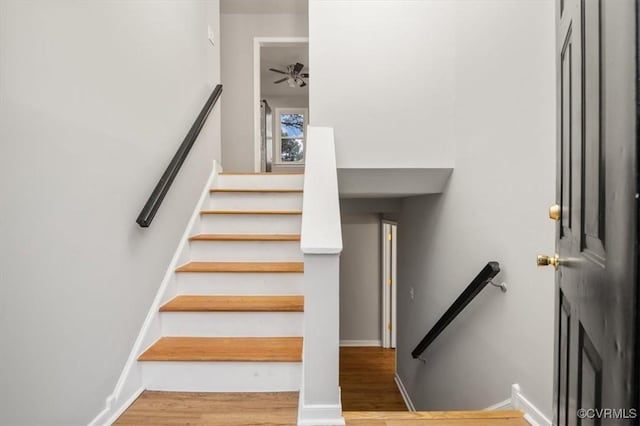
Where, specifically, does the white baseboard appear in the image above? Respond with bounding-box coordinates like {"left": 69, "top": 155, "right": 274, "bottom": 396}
{"left": 484, "top": 384, "right": 551, "bottom": 426}
{"left": 511, "top": 384, "right": 552, "bottom": 426}
{"left": 90, "top": 387, "right": 144, "bottom": 426}
{"left": 394, "top": 373, "right": 416, "bottom": 412}
{"left": 339, "top": 340, "right": 382, "bottom": 347}
{"left": 88, "top": 161, "right": 221, "bottom": 426}
{"left": 485, "top": 398, "right": 513, "bottom": 411}
{"left": 297, "top": 390, "right": 345, "bottom": 426}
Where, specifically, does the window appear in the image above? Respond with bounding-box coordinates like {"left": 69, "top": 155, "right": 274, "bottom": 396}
{"left": 275, "top": 108, "right": 308, "bottom": 165}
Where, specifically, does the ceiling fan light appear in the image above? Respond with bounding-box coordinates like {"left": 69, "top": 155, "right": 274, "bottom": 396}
{"left": 287, "top": 77, "right": 296, "bottom": 88}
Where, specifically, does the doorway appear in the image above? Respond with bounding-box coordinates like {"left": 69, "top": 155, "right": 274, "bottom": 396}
{"left": 253, "top": 37, "right": 309, "bottom": 173}
{"left": 381, "top": 221, "right": 397, "bottom": 349}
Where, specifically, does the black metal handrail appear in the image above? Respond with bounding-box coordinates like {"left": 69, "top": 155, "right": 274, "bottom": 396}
{"left": 136, "top": 84, "right": 223, "bottom": 228}
{"left": 411, "top": 261, "right": 501, "bottom": 359}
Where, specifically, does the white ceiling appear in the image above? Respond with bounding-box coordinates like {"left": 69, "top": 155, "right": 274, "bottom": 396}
{"left": 221, "top": 0, "right": 308, "bottom": 14}
{"left": 261, "top": 45, "right": 309, "bottom": 97}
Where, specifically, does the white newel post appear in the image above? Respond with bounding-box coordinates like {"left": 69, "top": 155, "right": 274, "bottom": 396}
{"left": 298, "top": 127, "right": 345, "bottom": 426}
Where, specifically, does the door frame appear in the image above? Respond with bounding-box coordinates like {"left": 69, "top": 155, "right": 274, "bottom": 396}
{"left": 381, "top": 220, "right": 397, "bottom": 349}
{"left": 253, "top": 37, "right": 309, "bottom": 172}
{"left": 637, "top": 1, "right": 640, "bottom": 411}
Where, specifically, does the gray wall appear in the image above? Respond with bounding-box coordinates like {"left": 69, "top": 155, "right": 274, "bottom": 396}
{"left": 0, "top": 1, "right": 221, "bottom": 424}
{"left": 221, "top": 13, "right": 308, "bottom": 172}
{"left": 396, "top": 0, "right": 556, "bottom": 416}
{"left": 339, "top": 213, "right": 381, "bottom": 344}
{"left": 309, "top": 0, "right": 455, "bottom": 169}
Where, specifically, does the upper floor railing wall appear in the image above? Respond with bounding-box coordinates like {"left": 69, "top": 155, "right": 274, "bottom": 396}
{"left": 298, "top": 126, "right": 345, "bottom": 426}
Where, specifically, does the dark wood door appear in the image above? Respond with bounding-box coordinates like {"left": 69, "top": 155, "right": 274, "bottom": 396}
{"left": 553, "top": 0, "right": 638, "bottom": 424}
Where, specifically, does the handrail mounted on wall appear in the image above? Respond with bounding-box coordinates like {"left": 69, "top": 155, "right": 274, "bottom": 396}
{"left": 136, "top": 84, "right": 223, "bottom": 228}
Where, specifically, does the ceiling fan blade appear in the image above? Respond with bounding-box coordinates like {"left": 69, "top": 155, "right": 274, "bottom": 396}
{"left": 300, "top": 73, "right": 309, "bottom": 78}
{"left": 269, "top": 68, "right": 287, "bottom": 75}
{"left": 293, "top": 62, "right": 304, "bottom": 74}
{"left": 299, "top": 81, "right": 307, "bottom": 87}
{"left": 274, "top": 77, "right": 288, "bottom": 84}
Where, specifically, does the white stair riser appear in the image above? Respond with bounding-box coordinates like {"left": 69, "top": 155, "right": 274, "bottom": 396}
{"left": 160, "top": 312, "right": 303, "bottom": 337}
{"left": 189, "top": 240, "right": 302, "bottom": 261}
{"left": 177, "top": 272, "right": 304, "bottom": 295}
{"left": 216, "top": 174, "right": 304, "bottom": 189}
{"left": 141, "top": 362, "right": 301, "bottom": 392}
{"left": 208, "top": 192, "right": 302, "bottom": 210}
{"left": 200, "top": 214, "right": 301, "bottom": 234}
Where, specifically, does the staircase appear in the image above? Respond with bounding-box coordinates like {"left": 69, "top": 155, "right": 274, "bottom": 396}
{"left": 137, "top": 172, "right": 305, "bottom": 392}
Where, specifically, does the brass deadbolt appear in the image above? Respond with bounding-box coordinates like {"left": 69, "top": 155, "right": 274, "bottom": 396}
{"left": 549, "top": 204, "right": 561, "bottom": 221}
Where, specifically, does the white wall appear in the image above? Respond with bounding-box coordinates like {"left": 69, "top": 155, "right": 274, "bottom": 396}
{"left": 221, "top": 13, "right": 308, "bottom": 172}
{"left": 0, "top": 1, "right": 221, "bottom": 424}
{"left": 308, "top": 0, "right": 455, "bottom": 169}
{"left": 339, "top": 213, "right": 381, "bottom": 344}
{"left": 264, "top": 95, "right": 309, "bottom": 110}
{"left": 394, "top": 0, "right": 556, "bottom": 417}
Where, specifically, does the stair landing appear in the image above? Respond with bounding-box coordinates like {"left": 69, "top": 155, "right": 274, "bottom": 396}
{"left": 344, "top": 411, "right": 529, "bottom": 425}
{"left": 115, "top": 391, "right": 528, "bottom": 425}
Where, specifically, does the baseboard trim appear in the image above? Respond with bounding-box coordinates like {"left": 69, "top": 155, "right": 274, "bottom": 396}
{"left": 484, "top": 384, "right": 551, "bottom": 426}
{"left": 88, "top": 161, "right": 221, "bottom": 426}
{"left": 485, "top": 398, "right": 513, "bottom": 411}
{"left": 339, "top": 340, "right": 382, "bottom": 347}
{"left": 511, "top": 384, "right": 551, "bottom": 426}
{"left": 100, "top": 387, "right": 143, "bottom": 426}
{"left": 394, "top": 373, "right": 416, "bottom": 412}
{"left": 297, "top": 390, "right": 345, "bottom": 426}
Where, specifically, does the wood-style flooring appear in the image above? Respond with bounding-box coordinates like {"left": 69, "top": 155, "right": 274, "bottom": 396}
{"left": 344, "top": 411, "right": 529, "bottom": 425}
{"left": 114, "top": 391, "right": 299, "bottom": 425}
{"left": 116, "top": 347, "right": 528, "bottom": 425}
{"left": 339, "top": 346, "right": 407, "bottom": 411}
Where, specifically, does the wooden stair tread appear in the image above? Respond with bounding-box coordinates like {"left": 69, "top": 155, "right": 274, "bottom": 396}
{"left": 200, "top": 210, "right": 302, "bottom": 215}
{"left": 343, "top": 411, "right": 526, "bottom": 420}
{"left": 138, "top": 337, "right": 303, "bottom": 362}
{"left": 189, "top": 234, "right": 300, "bottom": 242}
{"left": 219, "top": 172, "right": 304, "bottom": 175}
{"left": 210, "top": 188, "right": 303, "bottom": 193}
{"left": 176, "top": 261, "right": 304, "bottom": 273}
{"left": 160, "top": 295, "right": 304, "bottom": 312}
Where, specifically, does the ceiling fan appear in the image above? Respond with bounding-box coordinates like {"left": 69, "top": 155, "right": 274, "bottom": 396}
{"left": 269, "top": 62, "right": 309, "bottom": 88}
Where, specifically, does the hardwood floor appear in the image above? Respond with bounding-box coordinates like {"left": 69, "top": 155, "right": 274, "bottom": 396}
{"left": 344, "top": 411, "right": 529, "bottom": 425}
{"left": 340, "top": 346, "right": 407, "bottom": 411}
{"left": 115, "top": 391, "right": 299, "bottom": 425}
{"left": 116, "top": 347, "right": 527, "bottom": 425}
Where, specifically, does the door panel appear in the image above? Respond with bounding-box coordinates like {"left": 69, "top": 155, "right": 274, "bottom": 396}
{"left": 580, "top": 0, "right": 605, "bottom": 261}
{"left": 577, "top": 324, "right": 602, "bottom": 422}
{"left": 560, "top": 29, "right": 573, "bottom": 236}
{"left": 558, "top": 292, "right": 571, "bottom": 425}
{"left": 553, "top": 0, "right": 637, "bottom": 424}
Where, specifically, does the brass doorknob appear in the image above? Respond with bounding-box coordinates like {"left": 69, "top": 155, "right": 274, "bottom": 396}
{"left": 537, "top": 253, "right": 560, "bottom": 270}
{"left": 549, "top": 204, "right": 560, "bottom": 221}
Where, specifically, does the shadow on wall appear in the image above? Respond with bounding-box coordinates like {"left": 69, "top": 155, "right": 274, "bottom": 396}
{"left": 339, "top": 212, "right": 382, "bottom": 346}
